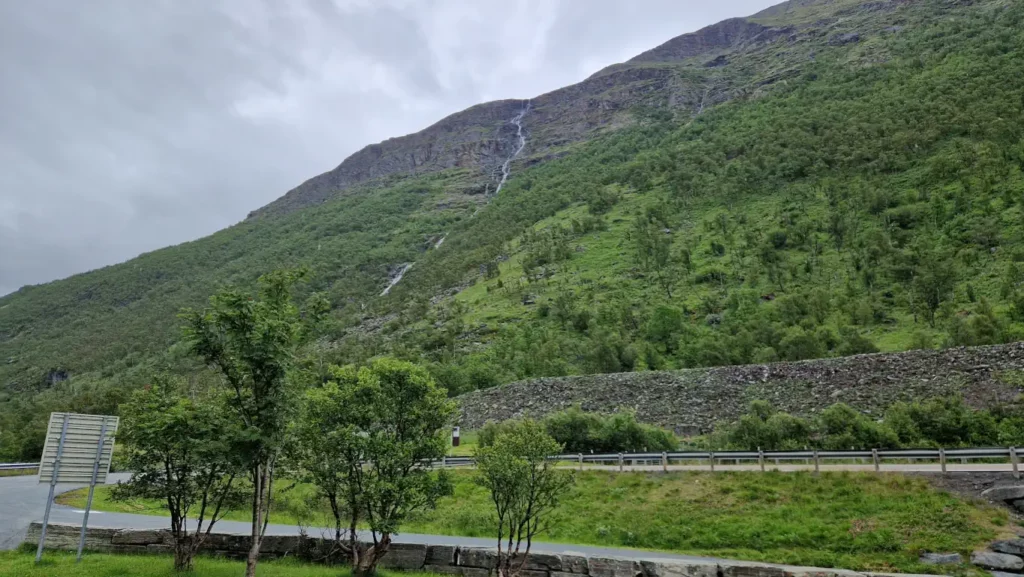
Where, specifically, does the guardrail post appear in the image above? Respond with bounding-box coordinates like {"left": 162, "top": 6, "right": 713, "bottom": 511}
{"left": 939, "top": 448, "right": 946, "bottom": 474}
{"left": 662, "top": 452, "right": 668, "bottom": 473}
{"left": 618, "top": 453, "right": 623, "bottom": 472}
{"left": 441, "top": 455, "right": 447, "bottom": 468}
{"left": 813, "top": 450, "right": 820, "bottom": 475}
{"left": 1012, "top": 447, "right": 1020, "bottom": 480}
{"left": 709, "top": 451, "right": 715, "bottom": 472}
{"left": 578, "top": 453, "right": 583, "bottom": 471}
{"left": 872, "top": 449, "right": 880, "bottom": 472}
{"left": 758, "top": 449, "right": 765, "bottom": 472}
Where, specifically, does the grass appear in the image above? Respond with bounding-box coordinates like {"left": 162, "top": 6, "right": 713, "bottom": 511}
{"left": 0, "top": 549, "right": 440, "bottom": 577}
{"left": 0, "top": 468, "right": 37, "bottom": 477}
{"left": 58, "top": 470, "right": 1009, "bottom": 574}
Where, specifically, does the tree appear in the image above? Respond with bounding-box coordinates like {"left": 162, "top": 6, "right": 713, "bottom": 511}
{"left": 293, "top": 358, "right": 456, "bottom": 576}
{"left": 288, "top": 367, "right": 365, "bottom": 561}
{"left": 475, "top": 420, "right": 575, "bottom": 577}
{"left": 182, "top": 270, "right": 327, "bottom": 577}
{"left": 114, "top": 380, "right": 245, "bottom": 571}
{"left": 913, "top": 249, "right": 956, "bottom": 327}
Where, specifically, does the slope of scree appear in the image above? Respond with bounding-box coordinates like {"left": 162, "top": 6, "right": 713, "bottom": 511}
{"left": 457, "top": 342, "right": 1024, "bottom": 433}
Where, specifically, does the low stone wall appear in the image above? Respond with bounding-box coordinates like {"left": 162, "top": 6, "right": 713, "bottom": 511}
{"left": 27, "top": 522, "right": 938, "bottom": 577}
{"left": 457, "top": 343, "right": 1024, "bottom": 434}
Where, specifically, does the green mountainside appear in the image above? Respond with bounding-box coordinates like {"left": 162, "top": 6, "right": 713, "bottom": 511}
{"left": 3, "top": 0, "right": 1024, "bottom": 459}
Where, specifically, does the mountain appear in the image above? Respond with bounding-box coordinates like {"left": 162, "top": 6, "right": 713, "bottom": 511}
{"left": 3, "top": 0, "right": 1024, "bottom": 460}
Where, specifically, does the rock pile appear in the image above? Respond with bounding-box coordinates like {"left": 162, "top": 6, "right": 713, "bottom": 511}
{"left": 458, "top": 343, "right": 1024, "bottom": 433}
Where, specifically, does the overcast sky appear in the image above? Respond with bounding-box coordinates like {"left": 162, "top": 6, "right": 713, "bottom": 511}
{"left": 0, "top": 0, "right": 779, "bottom": 297}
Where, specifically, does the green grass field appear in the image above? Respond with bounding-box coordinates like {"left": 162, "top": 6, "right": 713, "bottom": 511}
{"left": 58, "top": 470, "right": 1009, "bottom": 573}
{"left": 0, "top": 550, "right": 440, "bottom": 577}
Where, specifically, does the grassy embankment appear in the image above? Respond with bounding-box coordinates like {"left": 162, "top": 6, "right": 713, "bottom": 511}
{"left": 58, "top": 470, "right": 1011, "bottom": 574}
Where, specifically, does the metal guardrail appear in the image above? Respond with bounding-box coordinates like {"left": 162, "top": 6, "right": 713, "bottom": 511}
{"left": 435, "top": 446, "right": 1024, "bottom": 476}
{"left": 0, "top": 462, "right": 39, "bottom": 471}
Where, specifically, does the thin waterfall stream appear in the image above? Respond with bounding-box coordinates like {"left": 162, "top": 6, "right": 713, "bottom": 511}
{"left": 380, "top": 100, "right": 529, "bottom": 296}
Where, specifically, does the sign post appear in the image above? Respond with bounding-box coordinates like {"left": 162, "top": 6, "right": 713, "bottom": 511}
{"left": 35, "top": 412, "right": 118, "bottom": 563}
{"left": 451, "top": 426, "right": 461, "bottom": 447}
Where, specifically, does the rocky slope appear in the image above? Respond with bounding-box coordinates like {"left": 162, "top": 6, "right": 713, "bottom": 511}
{"left": 458, "top": 343, "right": 1024, "bottom": 434}
{"left": 249, "top": 13, "right": 814, "bottom": 219}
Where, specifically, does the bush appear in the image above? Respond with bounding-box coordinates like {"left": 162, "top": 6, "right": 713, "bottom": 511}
{"left": 482, "top": 407, "right": 678, "bottom": 453}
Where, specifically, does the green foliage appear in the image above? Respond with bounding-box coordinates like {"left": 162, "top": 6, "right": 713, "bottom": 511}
{"left": 113, "top": 379, "right": 246, "bottom": 571}
{"left": 301, "top": 358, "right": 456, "bottom": 575}
{"left": 182, "top": 270, "right": 323, "bottom": 577}
{"left": 715, "top": 397, "right": 1022, "bottom": 450}
{"left": 475, "top": 420, "right": 574, "bottom": 577}
{"left": 482, "top": 407, "right": 677, "bottom": 454}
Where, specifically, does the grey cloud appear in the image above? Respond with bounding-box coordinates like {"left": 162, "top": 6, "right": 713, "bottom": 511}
{"left": 0, "top": 0, "right": 778, "bottom": 296}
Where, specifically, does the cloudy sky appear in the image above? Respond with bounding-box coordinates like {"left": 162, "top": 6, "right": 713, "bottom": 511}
{"left": 0, "top": 0, "right": 778, "bottom": 297}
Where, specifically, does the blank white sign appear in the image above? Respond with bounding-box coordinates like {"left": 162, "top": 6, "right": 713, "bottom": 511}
{"left": 38, "top": 413, "right": 119, "bottom": 485}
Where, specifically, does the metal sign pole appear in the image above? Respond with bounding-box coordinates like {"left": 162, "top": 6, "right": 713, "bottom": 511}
{"left": 36, "top": 413, "right": 70, "bottom": 563}
{"left": 76, "top": 417, "right": 110, "bottom": 562}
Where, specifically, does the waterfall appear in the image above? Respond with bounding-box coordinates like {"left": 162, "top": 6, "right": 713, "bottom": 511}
{"left": 493, "top": 100, "right": 530, "bottom": 197}
{"left": 380, "top": 101, "right": 529, "bottom": 296}
{"left": 380, "top": 263, "right": 413, "bottom": 296}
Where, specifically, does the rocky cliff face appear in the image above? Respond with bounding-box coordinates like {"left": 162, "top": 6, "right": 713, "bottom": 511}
{"left": 457, "top": 343, "right": 1024, "bottom": 434}
{"left": 248, "top": 10, "right": 805, "bottom": 219}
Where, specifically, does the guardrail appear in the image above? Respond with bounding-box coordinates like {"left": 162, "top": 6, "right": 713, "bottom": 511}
{"left": 0, "top": 462, "right": 39, "bottom": 472}
{"left": 435, "top": 447, "right": 1024, "bottom": 477}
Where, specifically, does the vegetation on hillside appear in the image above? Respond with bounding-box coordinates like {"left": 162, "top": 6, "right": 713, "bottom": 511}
{"left": 4, "top": 0, "right": 1024, "bottom": 460}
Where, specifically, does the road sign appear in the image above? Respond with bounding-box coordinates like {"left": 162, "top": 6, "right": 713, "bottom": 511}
{"left": 35, "top": 412, "right": 118, "bottom": 563}
{"left": 38, "top": 413, "right": 118, "bottom": 485}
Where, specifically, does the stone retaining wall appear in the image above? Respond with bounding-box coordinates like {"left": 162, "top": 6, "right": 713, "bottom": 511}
{"left": 27, "top": 522, "right": 939, "bottom": 577}
{"left": 457, "top": 343, "right": 1024, "bottom": 434}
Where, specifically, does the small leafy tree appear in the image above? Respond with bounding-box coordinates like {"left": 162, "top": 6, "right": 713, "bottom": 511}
{"left": 476, "top": 420, "right": 575, "bottom": 577}
{"left": 114, "top": 380, "right": 246, "bottom": 571}
{"left": 183, "top": 270, "right": 327, "bottom": 577}
{"left": 293, "top": 358, "right": 456, "bottom": 576}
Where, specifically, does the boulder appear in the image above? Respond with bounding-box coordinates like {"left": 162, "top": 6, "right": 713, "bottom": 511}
{"left": 971, "top": 551, "right": 1024, "bottom": 571}
{"left": 981, "top": 486, "right": 1024, "bottom": 502}
{"left": 992, "top": 540, "right": 1024, "bottom": 557}
{"left": 918, "top": 552, "right": 962, "bottom": 565}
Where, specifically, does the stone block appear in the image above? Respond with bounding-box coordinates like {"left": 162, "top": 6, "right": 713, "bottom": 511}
{"left": 918, "top": 552, "right": 962, "bottom": 565}
{"left": 382, "top": 543, "right": 428, "bottom": 570}
{"left": 459, "top": 547, "right": 498, "bottom": 569}
{"left": 992, "top": 540, "right": 1024, "bottom": 557}
{"left": 589, "top": 556, "right": 642, "bottom": 577}
{"left": 427, "top": 544, "right": 460, "bottom": 566}
{"left": 641, "top": 559, "right": 718, "bottom": 577}
{"left": 720, "top": 562, "right": 787, "bottom": 577}
{"left": 259, "top": 535, "right": 301, "bottom": 555}
{"left": 518, "top": 552, "right": 563, "bottom": 571}
{"left": 780, "top": 568, "right": 864, "bottom": 577}
{"left": 425, "top": 564, "right": 491, "bottom": 577}
{"left": 146, "top": 544, "right": 174, "bottom": 554}
{"left": 203, "top": 533, "right": 251, "bottom": 553}
{"left": 561, "top": 554, "right": 589, "bottom": 574}
{"left": 981, "top": 486, "right": 1024, "bottom": 502}
{"left": 971, "top": 551, "right": 1024, "bottom": 571}
{"left": 111, "top": 529, "right": 169, "bottom": 545}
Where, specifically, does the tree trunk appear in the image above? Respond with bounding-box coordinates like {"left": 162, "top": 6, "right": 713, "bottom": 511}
{"left": 173, "top": 537, "right": 195, "bottom": 572}
{"left": 354, "top": 534, "right": 392, "bottom": 577}
{"left": 245, "top": 463, "right": 271, "bottom": 577}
